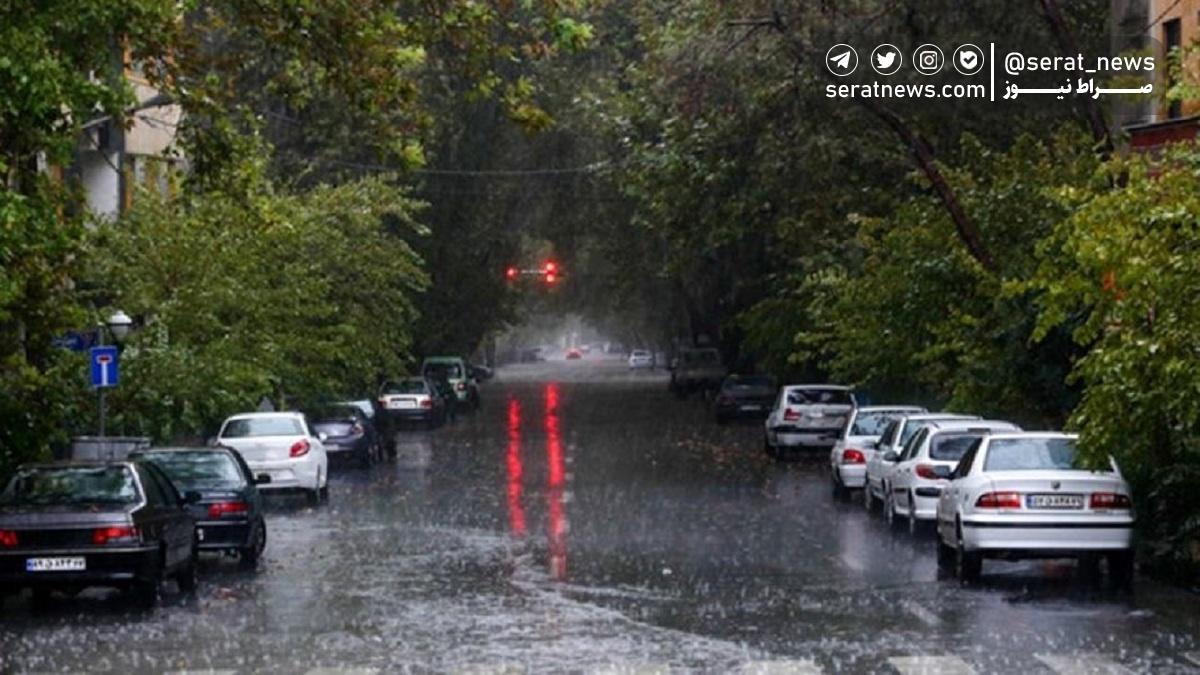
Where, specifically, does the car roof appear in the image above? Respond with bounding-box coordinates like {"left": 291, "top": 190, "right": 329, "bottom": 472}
{"left": 855, "top": 405, "right": 924, "bottom": 413}
{"left": 782, "top": 384, "right": 851, "bottom": 391}
{"left": 224, "top": 411, "right": 305, "bottom": 420}
{"left": 984, "top": 431, "right": 1077, "bottom": 442}
{"left": 423, "top": 356, "right": 464, "bottom": 363}
{"left": 927, "top": 419, "right": 1019, "bottom": 432}
{"left": 134, "top": 446, "right": 229, "bottom": 453}
{"left": 897, "top": 412, "right": 978, "bottom": 423}
{"left": 17, "top": 460, "right": 138, "bottom": 470}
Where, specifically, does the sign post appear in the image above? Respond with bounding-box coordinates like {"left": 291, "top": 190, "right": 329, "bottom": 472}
{"left": 90, "top": 346, "right": 119, "bottom": 437}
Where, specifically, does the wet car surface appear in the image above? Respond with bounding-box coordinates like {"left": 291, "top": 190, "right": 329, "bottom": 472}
{"left": 1, "top": 359, "right": 1197, "bottom": 673}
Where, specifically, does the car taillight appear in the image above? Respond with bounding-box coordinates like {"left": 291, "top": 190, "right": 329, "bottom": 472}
{"left": 915, "top": 464, "right": 939, "bottom": 479}
{"left": 208, "top": 501, "right": 249, "bottom": 519}
{"left": 1090, "top": 492, "right": 1132, "bottom": 510}
{"left": 783, "top": 408, "right": 800, "bottom": 422}
{"left": 420, "top": 397, "right": 433, "bottom": 409}
{"left": 842, "top": 448, "right": 865, "bottom": 464}
{"left": 290, "top": 439, "right": 310, "bottom": 457}
{"left": 0, "top": 529, "right": 17, "bottom": 547}
{"left": 456, "top": 382, "right": 466, "bottom": 391}
{"left": 976, "top": 491, "right": 1022, "bottom": 509}
{"left": 92, "top": 526, "right": 139, "bottom": 545}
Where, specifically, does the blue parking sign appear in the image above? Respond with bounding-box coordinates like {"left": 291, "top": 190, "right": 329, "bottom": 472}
{"left": 90, "top": 346, "right": 119, "bottom": 388}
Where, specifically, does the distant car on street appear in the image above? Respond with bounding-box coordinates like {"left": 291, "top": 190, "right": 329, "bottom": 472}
{"left": 763, "top": 385, "right": 856, "bottom": 457}
{"left": 713, "top": 374, "right": 778, "bottom": 424}
{"left": 307, "top": 403, "right": 384, "bottom": 467}
{"left": 422, "top": 356, "right": 480, "bottom": 409}
{"left": 628, "top": 349, "right": 654, "bottom": 370}
{"left": 377, "top": 377, "right": 449, "bottom": 429}
{"left": 886, "top": 419, "right": 1020, "bottom": 532}
{"left": 565, "top": 348, "right": 583, "bottom": 360}
{"left": 130, "top": 447, "right": 268, "bottom": 568}
{"left": 0, "top": 461, "right": 198, "bottom": 608}
{"left": 669, "top": 347, "right": 727, "bottom": 398}
{"left": 215, "top": 412, "right": 329, "bottom": 505}
{"left": 935, "top": 432, "right": 1135, "bottom": 586}
{"left": 828, "top": 405, "right": 926, "bottom": 497}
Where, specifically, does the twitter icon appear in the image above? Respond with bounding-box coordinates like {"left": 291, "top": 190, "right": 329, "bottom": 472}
{"left": 871, "top": 43, "right": 903, "bottom": 75}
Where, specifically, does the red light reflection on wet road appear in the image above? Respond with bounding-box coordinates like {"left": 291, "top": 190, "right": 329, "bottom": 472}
{"left": 506, "top": 396, "right": 526, "bottom": 537}
{"left": 545, "top": 383, "right": 568, "bottom": 580}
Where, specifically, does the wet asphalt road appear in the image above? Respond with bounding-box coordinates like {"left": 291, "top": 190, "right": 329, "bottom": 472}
{"left": 1, "top": 357, "right": 1198, "bottom": 674}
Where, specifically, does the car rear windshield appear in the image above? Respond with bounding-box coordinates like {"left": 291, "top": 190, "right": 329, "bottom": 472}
{"left": 984, "top": 437, "right": 1078, "bottom": 471}
{"left": 682, "top": 350, "right": 720, "bottom": 365}
{"left": 929, "top": 433, "right": 982, "bottom": 461}
{"left": 221, "top": 417, "right": 304, "bottom": 438}
{"left": 632, "top": 350, "right": 650, "bottom": 357}
{"left": 787, "top": 389, "right": 852, "bottom": 405}
{"left": 724, "top": 375, "right": 775, "bottom": 390}
{"left": 851, "top": 410, "right": 907, "bottom": 436}
{"left": 424, "top": 363, "right": 463, "bottom": 379}
{"left": 137, "top": 452, "right": 244, "bottom": 490}
{"left": 382, "top": 380, "right": 427, "bottom": 395}
{"left": 309, "top": 405, "right": 360, "bottom": 422}
{"left": 0, "top": 466, "right": 140, "bottom": 506}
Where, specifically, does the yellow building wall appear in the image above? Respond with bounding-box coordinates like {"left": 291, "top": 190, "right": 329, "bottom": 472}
{"left": 1151, "top": 0, "right": 1200, "bottom": 118}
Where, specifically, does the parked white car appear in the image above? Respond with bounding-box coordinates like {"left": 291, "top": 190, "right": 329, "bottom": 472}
{"left": 828, "top": 405, "right": 925, "bottom": 497}
{"left": 216, "top": 412, "right": 329, "bottom": 504}
{"left": 935, "top": 432, "right": 1135, "bottom": 585}
{"left": 886, "top": 419, "right": 1020, "bottom": 532}
{"left": 763, "top": 385, "right": 855, "bottom": 456}
{"left": 863, "top": 413, "right": 978, "bottom": 512}
{"left": 628, "top": 350, "right": 654, "bottom": 369}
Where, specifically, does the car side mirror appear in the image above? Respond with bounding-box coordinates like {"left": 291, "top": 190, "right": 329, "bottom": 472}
{"left": 883, "top": 451, "right": 899, "bottom": 463}
{"left": 255, "top": 473, "right": 272, "bottom": 485}
{"left": 183, "top": 491, "right": 203, "bottom": 504}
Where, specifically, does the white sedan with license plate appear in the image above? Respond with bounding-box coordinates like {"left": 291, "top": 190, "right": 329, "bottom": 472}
{"left": 764, "top": 385, "right": 856, "bottom": 455}
{"left": 935, "top": 432, "right": 1135, "bottom": 585}
{"left": 216, "top": 412, "right": 328, "bottom": 505}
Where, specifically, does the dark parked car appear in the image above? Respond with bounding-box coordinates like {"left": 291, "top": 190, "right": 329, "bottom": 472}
{"left": 130, "top": 447, "right": 268, "bottom": 568}
{"left": 0, "top": 461, "right": 198, "bottom": 608}
{"left": 378, "top": 377, "right": 448, "bottom": 430}
{"left": 306, "top": 403, "right": 383, "bottom": 467}
{"left": 713, "top": 374, "right": 778, "bottom": 424}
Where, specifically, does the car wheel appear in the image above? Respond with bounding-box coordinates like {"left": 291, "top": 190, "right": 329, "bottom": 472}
{"left": 907, "top": 492, "right": 918, "bottom": 535}
{"left": 31, "top": 587, "right": 53, "bottom": 609}
{"left": 831, "top": 472, "right": 847, "bottom": 500}
{"left": 1108, "top": 550, "right": 1134, "bottom": 590}
{"left": 956, "top": 523, "right": 981, "bottom": 583}
{"left": 240, "top": 519, "right": 267, "bottom": 568}
{"left": 133, "top": 551, "right": 163, "bottom": 609}
{"left": 863, "top": 483, "right": 875, "bottom": 511}
{"left": 936, "top": 532, "right": 955, "bottom": 570}
{"left": 885, "top": 490, "right": 901, "bottom": 529}
{"left": 176, "top": 545, "right": 198, "bottom": 594}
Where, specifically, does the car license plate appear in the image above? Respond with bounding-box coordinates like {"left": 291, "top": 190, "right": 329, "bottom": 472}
{"left": 1027, "top": 494, "right": 1084, "bottom": 509}
{"left": 26, "top": 557, "right": 86, "bottom": 572}
{"left": 387, "top": 399, "right": 416, "bottom": 410}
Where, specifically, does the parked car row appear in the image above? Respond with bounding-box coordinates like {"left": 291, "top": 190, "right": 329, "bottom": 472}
{"left": 0, "top": 445, "right": 268, "bottom": 609}
{"left": 813, "top": 398, "right": 1136, "bottom": 586}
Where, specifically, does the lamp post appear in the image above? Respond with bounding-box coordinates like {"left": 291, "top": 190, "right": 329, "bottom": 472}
{"left": 96, "top": 310, "right": 133, "bottom": 437}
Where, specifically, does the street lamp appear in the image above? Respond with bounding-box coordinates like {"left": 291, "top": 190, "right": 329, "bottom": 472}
{"left": 107, "top": 310, "right": 133, "bottom": 343}
{"left": 96, "top": 309, "right": 133, "bottom": 437}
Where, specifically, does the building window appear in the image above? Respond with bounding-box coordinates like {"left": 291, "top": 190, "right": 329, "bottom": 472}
{"left": 1164, "top": 18, "right": 1182, "bottom": 119}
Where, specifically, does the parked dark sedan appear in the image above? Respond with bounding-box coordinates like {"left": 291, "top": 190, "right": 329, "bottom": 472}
{"left": 306, "top": 403, "right": 383, "bottom": 467}
{"left": 713, "top": 374, "right": 779, "bottom": 424}
{"left": 0, "top": 461, "right": 198, "bottom": 608}
{"left": 130, "top": 447, "right": 268, "bottom": 568}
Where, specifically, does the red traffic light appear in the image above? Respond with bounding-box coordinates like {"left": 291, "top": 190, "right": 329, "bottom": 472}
{"left": 543, "top": 260, "right": 559, "bottom": 284}
{"left": 505, "top": 266, "right": 518, "bottom": 282}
